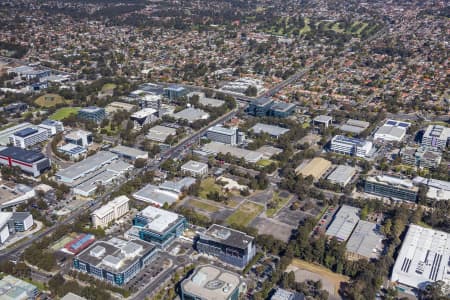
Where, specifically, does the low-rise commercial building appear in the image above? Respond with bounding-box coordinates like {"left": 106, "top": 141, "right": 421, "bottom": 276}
{"left": 250, "top": 123, "right": 289, "bottom": 138}
{"left": 325, "top": 205, "right": 360, "bottom": 242}
{"left": 413, "top": 176, "right": 450, "bottom": 201}
{"left": 58, "top": 143, "right": 87, "bottom": 160}
{"left": 130, "top": 108, "right": 159, "bottom": 129}
{"left": 38, "top": 119, "right": 64, "bottom": 136}
{"left": 400, "top": 146, "right": 442, "bottom": 169}
{"left": 391, "top": 224, "right": 450, "bottom": 295}
{"left": 327, "top": 165, "right": 356, "bottom": 187}
{"left": 0, "top": 184, "right": 36, "bottom": 209}
{"left": 65, "top": 130, "right": 92, "bottom": 148}
{"left": 330, "top": 135, "right": 373, "bottom": 158}
{"left": 207, "top": 125, "right": 239, "bottom": 145}
{"left": 0, "top": 275, "right": 38, "bottom": 300}
{"left": 180, "top": 265, "right": 245, "bottom": 300}
{"left": 181, "top": 160, "right": 208, "bottom": 176}
{"left": 364, "top": 175, "right": 418, "bottom": 202}
{"left": 73, "top": 237, "right": 158, "bottom": 286}
{"left": 0, "top": 212, "right": 33, "bottom": 244}
{"left": 78, "top": 106, "right": 106, "bottom": 124}
{"left": 132, "top": 177, "right": 195, "bottom": 206}
{"left": 188, "top": 92, "right": 225, "bottom": 107}
{"left": 196, "top": 224, "right": 256, "bottom": 268}
{"left": 0, "top": 146, "right": 50, "bottom": 177}
{"left": 374, "top": 120, "right": 410, "bottom": 142}
{"left": 313, "top": 115, "right": 333, "bottom": 129}
{"left": 131, "top": 206, "right": 187, "bottom": 248}
{"left": 271, "top": 288, "right": 305, "bottom": 300}
{"left": 247, "top": 98, "right": 295, "bottom": 118}
{"left": 9, "top": 127, "right": 48, "bottom": 149}
{"left": 91, "top": 196, "right": 130, "bottom": 228}
{"left": 110, "top": 145, "right": 148, "bottom": 161}
{"left": 147, "top": 125, "right": 176, "bottom": 143}
{"left": 339, "top": 119, "right": 370, "bottom": 135}
{"left": 201, "top": 142, "right": 263, "bottom": 163}
{"left": 295, "top": 157, "right": 332, "bottom": 181}
{"left": 173, "top": 108, "right": 209, "bottom": 123}
{"left": 346, "top": 220, "right": 384, "bottom": 261}
{"left": 421, "top": 124, "right": 450, "bottom": 150}
{"left": 105, "top": 102, "right": 136, "bottom": 115}
{"left": 0, "top": 122, "right": 34, "bottom": 146}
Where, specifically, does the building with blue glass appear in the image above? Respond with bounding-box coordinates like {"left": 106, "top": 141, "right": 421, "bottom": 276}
{"left": 269, "top": 102, "right": 296, "bottom": 118}
{"left": 247, "top": 98, "right": 296, "bottom": 118}
{"left": 78, "top": 106, "right": 106, "bottom": 124}
{"left": 131, "top": 206, "right": 187, "bottom": 248}
{"left": 73, "top": 237, "right": 158, "bottom": 286}
{"left": 364, "top": 175, "right": 418, "bottom": 202}
{"left": 196, "top": 224, "right": 256, "bottom": 269}
{"left": 164, "top": 84, "right": 188, "bottom": 101}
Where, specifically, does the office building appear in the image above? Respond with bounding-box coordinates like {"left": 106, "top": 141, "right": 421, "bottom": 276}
{"left": 173, "top": 108, "right": 209, "bottom": 123}
{"left": 421, "top": 125, "right": 450, "bottom": 150}
{"left": 207, "top": 125, "right": 239, "bottom": 145}
{"left": 164, "top": 84, "right": 188, "bottom": 100}
{"left": 413, "top": 176, "right": 450, "bottom": 201}
{"left": 9, "top": 127, "right": 48, "bottom": 149}
{"left": 250, "top": 123, "right": 289, "bottom": 138}
{"left": 38, "top": 119, "right": 64, "bottom": 136}
{"left": 73, "top": 237, "right": 158, "bottom": 286}
{"left": 374, "top": 120, "right": 410, "bottom": 142}
{"left": 2, "top": 102, "right": 28, "bottom": 114}
{"left": 0, "top": 275, "right": 38, "bottom": 300}
{"left": 188, "top": 92, "right": 225, "bottom": 108}
{"left": 295, "top": 157, "right": 332, "bottom": 181}
{"left": 181, "top": 160, "right": 208, "bottom": 177}
{"left": 313, "top": 115, "right": 333, "bottom": 129}
{"left": 9, "top": 212, "right": 34, "bottom": 232}
{"left": 91, "top": 196, "right": 130, "bottom": 228}
{"left": 330, "top": 135, "right": 373, "bottom": 158}
{"left": 364, "top": 175, "right": 418, "bottom": 202}
{"left": 269, "top": 102, "right": 296, "bottom": 118}
{"left": 58, "top": 143, "right": 87, "bottom": 160}
{"left": 196, "top": 224, "right": 256, "bottom": 268}
{"left": 147, "top": 125, "right": 177, "bottom": 143}
{"left": 346, "top": 220, "right": 384, "bottom": 261}
{"left": 0, "top": 146, "right": 50, "bottom": 177}
{"left": 133, "top": 184, "right": 180, "bottom": 207}
{"left": 65, "top": 130, "right": 93, "bottom": 148}
{"left": 325, "top": 205, "right": 360, "bottom": 242}
{"left": 130, "top": 108, "right": 159, "bottom": 129}
{"left": 327, "top": 165, "right": 356, "bottom": 187}
{"left": 131, "top": 206, "right": 187, "bottom": 248}
{"left": 110, "top": 145, "right": 148, "bottom": 161}
{"left": 339, "top": 119, "right": 370, "bottom": 134}
{"left": 0, "top": 184, "right": 36, "bottom": 210}
{"left": 78, "top": 106, "right": 106, "bottom": 124}
{"left": 0, "top": 212, "right": 12, "bottom": 244}
{"left": 0, "top": 122, "right": 34, "bottom": 146}
{"left": 271, "top": 288, "right": 305, "bottom": 300}
{"left": 401, "top": 147, "right": 442, "bottom": 169}
{"left": 391, "top": 224, "right": 450, "bottom": 295}
{"left": 247, "top": 98, "right": 274, "bottom": 117}
{"left": 180, "top": 265, "right": 245, "bottom": 300}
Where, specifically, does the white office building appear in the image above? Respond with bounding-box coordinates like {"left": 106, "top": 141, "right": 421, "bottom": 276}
{"left": 9, "top": 127, "right": 49, "bottom": 149}
{"left": 206, "top": 125, "right": 238, "bottom": 145}
{"left": 130, "top": 108, "right": 159, "bottom": 129}
{"left": 421, "top": 125, "right": 450, "bottom": 150}
{"left": 374, "top": 120, "right": 410, "bottom": 142}
{"left": 38, "top": 119, "right": 64, "bottom": 136}
{"left": 181, "top": 160, "right": 208, "bottom": 176}
{"left": 65, "top": 130, "right": 93, "bottom": 148}
{"left": 91, "top": 196, "right": 130, "bottom": 228}
{"left": 330, "top": 135, "right": 373, "bottom": 157}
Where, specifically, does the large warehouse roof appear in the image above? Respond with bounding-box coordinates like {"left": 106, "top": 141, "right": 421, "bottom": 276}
{"left": 326, "top": 205, "right": 360, "bottom": 242}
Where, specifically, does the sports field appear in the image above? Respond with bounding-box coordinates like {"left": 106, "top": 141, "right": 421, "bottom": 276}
{"left": 34, "top": 93, "right": 65, "bottom": 107}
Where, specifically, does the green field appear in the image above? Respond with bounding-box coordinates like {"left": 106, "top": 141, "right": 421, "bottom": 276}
{"left": 257, "top": 159, "right": 276, "bottom": 167}
{"left": 189, "top": 199, "right": 220, "bottom": 212}
{"left": 34, "top": 93, "right": 65, "bottom": 107}
{"left": 49, "top": 107, "right": 80, "bottom": 120}
{"left": 102, "top": 83, "right": 117, "bottom": 92}
{"left": 226, "top": 201, "right": 264, "bottom": 227}
{"left": 199, "top": 177, "right": 223, "bottom": 199}
{"left": 266, "top": 193, "right": 291, "bottom": 217}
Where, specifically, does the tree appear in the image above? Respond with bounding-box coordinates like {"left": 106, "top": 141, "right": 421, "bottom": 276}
{"left": 245, "top": 85, "right": 258, "bottom": 96}
{"left": 134, "top": 158, "right": 147, "bottom": 168}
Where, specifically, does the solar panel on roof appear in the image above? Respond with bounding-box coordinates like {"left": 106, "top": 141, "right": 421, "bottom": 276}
{"left": 398, "top": 123, "right": 409, "bottom": 128}
{"left": 386, "top": 120, "right": 397, "bottom": 126}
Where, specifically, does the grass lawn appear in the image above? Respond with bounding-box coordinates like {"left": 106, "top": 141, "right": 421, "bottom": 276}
{"left": 189, "top": 199, "right": 220, "bottom": 212}
{"left": 49, "top": 107, "right": 80, "bottom": 120}
{"left": 199, "top": 177, "right": 223, "bottom": 199}
{"left": 226, "top": 201, "right": 264, "bottom": 227}
{"left": 34, "top": 93, "right": 66, "bottom": 107}
{"left": 266, "top": 192, "right": 291, "bottom": 217}
{"left": 257, "top": 159, "right": 276, "bottom": 168}
{"left": 102, "top": 83, "right": 117, "bottom": 92}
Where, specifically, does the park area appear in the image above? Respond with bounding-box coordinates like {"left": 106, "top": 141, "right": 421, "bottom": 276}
{"left": 226, "top": 201, "right": 264, "bottom": 227}
{"left": 286, "top": 258, "right": 349, "bottom": 300}
{"left": 188, "top": 199, "right": 220, "bottom": 213}
{"left": 198, "top": 177, "right": 224, "bottom": 199}
{"left": 49, "top": 107, "right": 80, "bottom": 120}
{"left": 34, "top": 93, "right": 67, "bottom": 107}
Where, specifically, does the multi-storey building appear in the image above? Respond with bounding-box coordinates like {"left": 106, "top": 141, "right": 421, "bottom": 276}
{"left": 78, "top": 107, "right": 106, "bottom": 124}
{"left": 247, "top": 98, "right": 274, "bottom": 117}
{"left": 131, "top": 206, "right": 186, "bottom": 248}
{"left": 91, "top": 196, "right": 130, "bottom": 228}
{"left": 196, "top": 224, "right": 256, "bottom": 269}
{"left": 164, "top": 84, "right": 188, "bottom": 100}
{"left": 181, "top": 160, "right": 208, "bottom": 177}
{"left": 73, "top": 238, "right": 158, "bottom": 286}
{"left": 400, "top": 147, "right": 442, "bottom": 169}
{"left": 9, "top": 127, "right": 48, "bottom": 149}
{"left": 364, "top": 175, "right": 418, "bottom": 202}
{"left": 269, "top": 102, "right": 296, "bottom": 118}
{"left": 421, "top": 125, "right": 450, "bottom": 150}
{"left": 206, "top": 125, "right": 238, "bottom": 145}
{"left": 130, "top": 108, "right": 159, "bottom": 129}
{"left": 0, "top": 146, "right": 51, "bottom": 177}
{"left": 64, "top": 130, "right": 92, "bottom": 148}
{"left": 329, "top": 135, "right": 373, "bottom": 157}
{"left": 38, "top": 119, "right": 64, "bottom": 136}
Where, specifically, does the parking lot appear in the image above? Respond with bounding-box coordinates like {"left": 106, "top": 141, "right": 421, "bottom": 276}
{"left": 126, "top": 253, "right": 171, "bottom": 292}
{"left": 312, "top": 206, "right": 337, "bottom": 236}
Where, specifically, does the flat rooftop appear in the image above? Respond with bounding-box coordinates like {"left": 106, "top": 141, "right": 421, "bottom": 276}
{"left": 208, "top": 125, "right": 236, "bottom": 136}
{"left": 76, "top": 238, "right": 156, "bottom": 274}
{"left": 135, "top": 206, "right": 184, "bottom": 234}
{"left": 326, "top": 205, "right": 360, "bottom": 242}
{"left": 133, "top": 184, "right": 179, "bottom": 206}
{"left": 346, "top": 220, "right": 384, "bottom": 259}
{"left": 181, "top": 160, "right": 208, "bottom": 173}
{"left": 173, "top": 108, "right": 209, "bottom": 123}
{"left": 327, "top": 165, "right": 356, "bottom": 185}
{"left": 13, "top": 127, "right": 39, "bottom": 138}
{"left": 340, "top": 119, "right": 370, "bottom": 134}
{"left": 79, "top": 106, "right": 103, "bottom": 113}
{"left": 131, "top": 108, "right": 157, "bottom": 119}
{"left": 182, "top": 265, "right": 242, "bottom": 300}
{"left": 0, "top": 275, "right": 37, "bottom": 299}
{"left": 250, "top": 123, "right": 289, "bottom": 137}
{"left": 367, "top": 175, "right": 418, "bottom": 191}
{"left": 0, "top": 123, "right": 34, "bottom": 146}
{"left": 391, "top": 224, "right": 450, "bottom": 290}
{"left": 202, "top": 142, "right": 262, "bottom": 163}
{"left": 110, "top": 145, "right": 148, "bottom": 159}
{"left": 147, "top": 125, "right": 176, "bottom": 142}
{"left": 201, "top": 224, "right": 254, "bottom": 250}
{"left": 0, "top": 146, "right": 46, "bottom": 163}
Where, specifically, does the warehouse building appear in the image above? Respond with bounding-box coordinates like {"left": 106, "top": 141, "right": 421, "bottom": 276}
{"left": 91, "top": 196, "right": 130, "bottom": 228}
{"left": 132, "top": 177, "right": 195, "bottom": 206}
{"left": 346, "top": 220, "right": 384, "bottom": 261}
{"left": 339, "top": 119, "right": 370, "bottom": 135}
{"left": 181, "top": 160, "right": 208, "bottom": 177}
{"left": 180, "top": 265, "right": 245, "bottom": 300}
{"left": 201, "top": 142, "right": 263, "bottom": 163}
{"left": 73, "top": 237, "right": 158, "bottom": 286}
{"left": 173, "top": 108, "right": 209, "bottom": 123}
{"left": 374, "top": 120, "right": 410, "bottom": 142}
{"left": 110, "top": 145, "right": 148, "bottom": 161}
{"left": 329, "top": 135, "right": 373, "bottom": 158}
{"left": 295, "top": 157, "right": 332, "bottom": 181}
{"left": 131, "top": 206, "right": 186, "bottom": 248}
{"left": 147, "top": 125, "right": 176, "bottom": 143}
{"left": 325, "top": 205, "right": 360, "bottom": 242}
{"left": 250, "top": 123, "right": 289, "bottom": 138}
{"left": 196, "top": 224, "right": 256, "bottom": 269}
{"left": 391, "top": 224, "right": 450, "bottom": 296}
{"left": 364, "top": 175, "right": 418, "bottom": 202}
{"left": 0, "top": 275, "right": 38, "bottom": 300}
{"left": 327, "top": 165, "right": 356, "bottom": 187}
{"left": 0, "top": 146, "right": 50, "bottom": 177}
{"left": 9, "top": 127, "right": 49, "bottom": 149}
{"left": 421, "top": 124, "right": 450, "bottom": 150}
{"left": 188, "top": 92, "right": 225, "bottom": 108}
